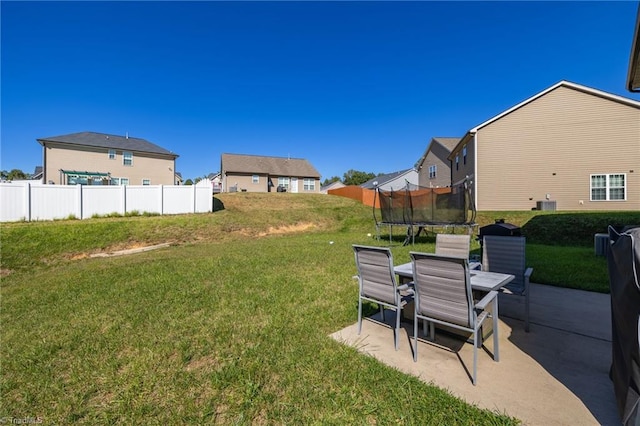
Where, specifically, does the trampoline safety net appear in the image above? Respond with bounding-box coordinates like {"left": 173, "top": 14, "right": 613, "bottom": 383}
{"left": 375, "top": 179, "right": 475, "bottom": 227}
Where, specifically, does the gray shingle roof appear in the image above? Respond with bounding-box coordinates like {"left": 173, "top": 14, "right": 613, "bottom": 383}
{"left": 432, "top": 137, "right": 461, "bottom": 151}
{"left": 361, "top": 169, "right": 414, "bottom": 189}
{"left": 415, "top": 136, "right": 461, "bottom": 168}
{"left": 221, "top": 153, "right": 320, "bottom": 178}
{"left": 37, "top": 131, "right": 178, "bottom": 158}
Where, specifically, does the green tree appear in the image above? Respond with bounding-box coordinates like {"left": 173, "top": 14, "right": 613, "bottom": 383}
{"left": 184, "top": 179, "right": 194, "bottom": 185}
{"left": 321, "top": 176, "right": 341, "bottom": 186}
{"left": 342, "top": 169, "right": 376, "bottom": 186}
{"left": 2, "top": 169, "right": 29, "bottom": 180}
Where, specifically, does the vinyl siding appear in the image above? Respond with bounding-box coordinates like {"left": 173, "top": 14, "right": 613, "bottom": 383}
{"left": 419, "top": 143, "right": 454, "bottom": 188}
{"left": 476, "top": 86, "right": 640, "bottom": 211}
{"left": 44, "top": 144, "right": 176, "bottom": 185}
{"left": 223, "top": 173, "right": 320, "bottom": 193}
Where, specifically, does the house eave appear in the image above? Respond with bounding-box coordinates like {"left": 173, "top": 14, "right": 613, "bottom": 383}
{"left": 627, "top": 4, "right": 640, "bottom": 92}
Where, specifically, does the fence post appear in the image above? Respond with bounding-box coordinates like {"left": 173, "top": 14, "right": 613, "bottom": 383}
{"left": 193, "top": 184, "right": 197, "bottom": 213}
{"left": 23, "top": 182, "right": 31, "bottom": 222}
{"left": 77, "top": 184, "right": 83, "bottom": 219}
{"left": 121, "top": 185, "right": 127, "bottom": 215}
{"left": 159, "top": 185, "right": 164, "bottom": 215}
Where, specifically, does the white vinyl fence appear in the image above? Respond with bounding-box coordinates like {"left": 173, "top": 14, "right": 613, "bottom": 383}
{"left": 0, "top": 183, "right": 213, "bottom": 222}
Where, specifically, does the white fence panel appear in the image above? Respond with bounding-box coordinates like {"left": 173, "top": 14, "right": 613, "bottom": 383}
{"left": 163, "top": 185, "right": 194, "bottom": 214}
{"left": 0, "top": 184, "right": 214, "bottom": 222}
{"left": 126, "top": 185, "right": 162, "bottom": 215}
{"left": 31, "top": 185, "right": 79, "bottom": 221}
{"left": 83, "top": 186, "right": 125, "bottom": 218}
{"left": 0, "top": 183, "right": 28, "bottom": 222}
{"left": 195, "top": 185, "right": 213, "bottom": 213}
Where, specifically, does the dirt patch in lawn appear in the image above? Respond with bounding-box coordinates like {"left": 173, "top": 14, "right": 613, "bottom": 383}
{"left": 255, "top": 222, "right": 316, "bottom": 237}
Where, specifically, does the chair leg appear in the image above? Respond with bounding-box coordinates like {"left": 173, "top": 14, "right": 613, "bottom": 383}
{"left": 525, "top": 288, "right": 530, "bottom": 333}
{"left": 357, "top": 297, "right": 363, "bottom": 335}
{"left": 380, "top": 305, "right": 385, "bottom": 322}
{"left": 413, "top": 312, "right": 418, "bottom": 362}
{"left": 472, "top": 329, "right": 478, "bottom": 386}
{"left": 493, "top": 296, "right": 500, "bottom": 362}
{"left": 395, "top": 305, "right": 401, "bottom": 351}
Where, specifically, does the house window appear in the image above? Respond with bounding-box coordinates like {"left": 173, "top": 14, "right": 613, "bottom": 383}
{"left": 303, "top": 178, "right": 315, "bottom": 191}
{"left": 123, "top": 151, "right": 133, "bottom": 166}
{"left": 252, "top": 175, "right": 259, "bottom": 184}
{"left": 111, "top": 177, "right": 129, "bottom": 186}
{"left": 463, "top": 145, "right": 467, "bottom": 165}
{"left": 455, "top": 155, "right": 459, "bottom": 171}
{"left": 142, "top": 179, "right": 150, "bottom": 185}
{"left": 278, "top": 177, "right": 290, "bottom": 190}
{"left": 108, "top": 149, "right": 116, "bottom": 160}
{"left": 590, "top": 174, "right": 626, "bottom": 201}
{"left": 428, "top": 165, "right": 437, "bottom": 179}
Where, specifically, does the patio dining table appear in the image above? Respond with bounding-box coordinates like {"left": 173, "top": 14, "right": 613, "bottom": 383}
{"left": 393, "top": 261, "right": 514, "bottom": 292}
{"left": 393, "top": 261, "right": 515, "bottom": 341}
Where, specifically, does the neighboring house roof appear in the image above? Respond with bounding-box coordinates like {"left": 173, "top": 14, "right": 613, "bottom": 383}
{"left": 628, "top": 5, "right": 640, "bottom": 92}
{"left": 450, "top": 80, "right": 640, "bottom": 158}
{"left": 221, "top": 153, "right": 321, "bottom": 178}
{"left": 415, "top": 137, "right": 461, "bottom": 169}
{"left": 207, "top": 172, "right": 221, "bottom": 180}
{"left": 36, "top": 131, "right": 178, "bottom": 158}
{"left": 321, "top": 180, "right": 345, "bottom": 192}
{"left": 360, "top": 169, "right": 416, "bottom": 189}
{"left": 33, "top": 166, "right": 43, "bottom": 179}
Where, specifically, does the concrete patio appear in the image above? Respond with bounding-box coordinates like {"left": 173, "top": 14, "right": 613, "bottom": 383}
{"left": 330, "top": 283, "right": 619, "bottom": 425}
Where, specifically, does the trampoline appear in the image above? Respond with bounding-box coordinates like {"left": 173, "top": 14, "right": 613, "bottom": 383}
{"left": 373, "top": 178, "right": 477, "bottom": 245}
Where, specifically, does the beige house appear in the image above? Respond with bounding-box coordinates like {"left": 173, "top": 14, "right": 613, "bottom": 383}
{"left": 415, "top": 137, "right": 461, "bottom": 188}
{"left": 220, "top": 153, "right": 321, "bottom": 193}
{"left": 448, "top": 81, "right": 640, "bottom": 211}
{"left": 37, "top": 132, "right": 179, "bottom": 186}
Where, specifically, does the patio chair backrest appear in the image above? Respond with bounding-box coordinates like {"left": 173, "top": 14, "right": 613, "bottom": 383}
{"left": 353, "top": 245, "right": 399, "bottom": 306}
{"left": 435, "top": 234, "right": 471, "bottom": 259}
{"left": 410, "top": 252, "right": 474, "bottom": 327}
{"left": 482, "top": 235, "right": 527, "bottom": 293}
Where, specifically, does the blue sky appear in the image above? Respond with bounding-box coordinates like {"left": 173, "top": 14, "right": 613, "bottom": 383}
{"left": 2, "top": 1, "right": 639, "bottom": 182}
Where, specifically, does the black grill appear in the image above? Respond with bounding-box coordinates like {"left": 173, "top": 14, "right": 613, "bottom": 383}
{"left": 479, "top": 219, "right": 522, "bottom": 240}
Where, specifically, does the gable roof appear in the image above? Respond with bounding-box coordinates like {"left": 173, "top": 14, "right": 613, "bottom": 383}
{"left": 415, "top": 137, "right": 461, "bottom": 169}
{"left": 471, "top": 80, "right": 640, "bottom": 133}
{"left": 37, "top": 131, "right": 178, "bottom": 158}
{"left": 321, "top": 180, "right": 345, "bottom": 191}
{"left": 360, "top": 168, "right": 415, "bottom": 189}
{"left": 221, "top": 153, "right": 320, "bottom": 178}
{"left": 628, "top": 5, "right": 640, "bottom": 92}
{"left": 449, "top": 80, "right": 640, "bottom": 158}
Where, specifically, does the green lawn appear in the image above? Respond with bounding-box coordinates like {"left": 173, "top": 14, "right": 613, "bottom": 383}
{"left": 2, "top": 192, "right": 626, "bottom": 424}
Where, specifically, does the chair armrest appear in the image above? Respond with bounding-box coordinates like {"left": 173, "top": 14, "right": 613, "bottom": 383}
{"left": 475, "top": 290, "right": 498, "bottom": 310}
{"left": 524, "top": 267, "right": 533, "bottom": 279}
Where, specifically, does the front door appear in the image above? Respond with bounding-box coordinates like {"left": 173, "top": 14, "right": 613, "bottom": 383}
{"left": 291, "top": 177, "right": 298, "bottom": 193}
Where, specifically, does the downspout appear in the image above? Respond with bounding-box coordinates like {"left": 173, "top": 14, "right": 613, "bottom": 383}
{"left": 42, "top": 143, "right": 47, "bottom": 184}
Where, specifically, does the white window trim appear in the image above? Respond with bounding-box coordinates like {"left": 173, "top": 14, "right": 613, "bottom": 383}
{"left": 252, "top": 175, "right": 259, "bottom": 184}
{"left": 123, "top": 151, "right": 133, "bottom": 166}
{"left": 108, "top": 149, "right": 116, "bottom": 160}
{"left": 590, "top": 173, "right": 626, "bottom": 201}
{"left": 428, "top": 165, "right": 436, "bottom": 179}
{"left": 142, "top": 179, "right": 151, "bottom": 185}
{"left": 303, "top": 178, "right": 315, "bottom": 191}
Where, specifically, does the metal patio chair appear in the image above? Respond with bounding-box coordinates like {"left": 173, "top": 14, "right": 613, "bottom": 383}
{"left": 410, "top": 252, "right": 499, "bottom": 385}
{"left": 436, "top": 234, "right": 471, "bottom": 259}
{"left": 482, "top": 235, "right": 533, "bottom": 332}
{"left": 353, "top": 245, "right": 414, "bottom": 350}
